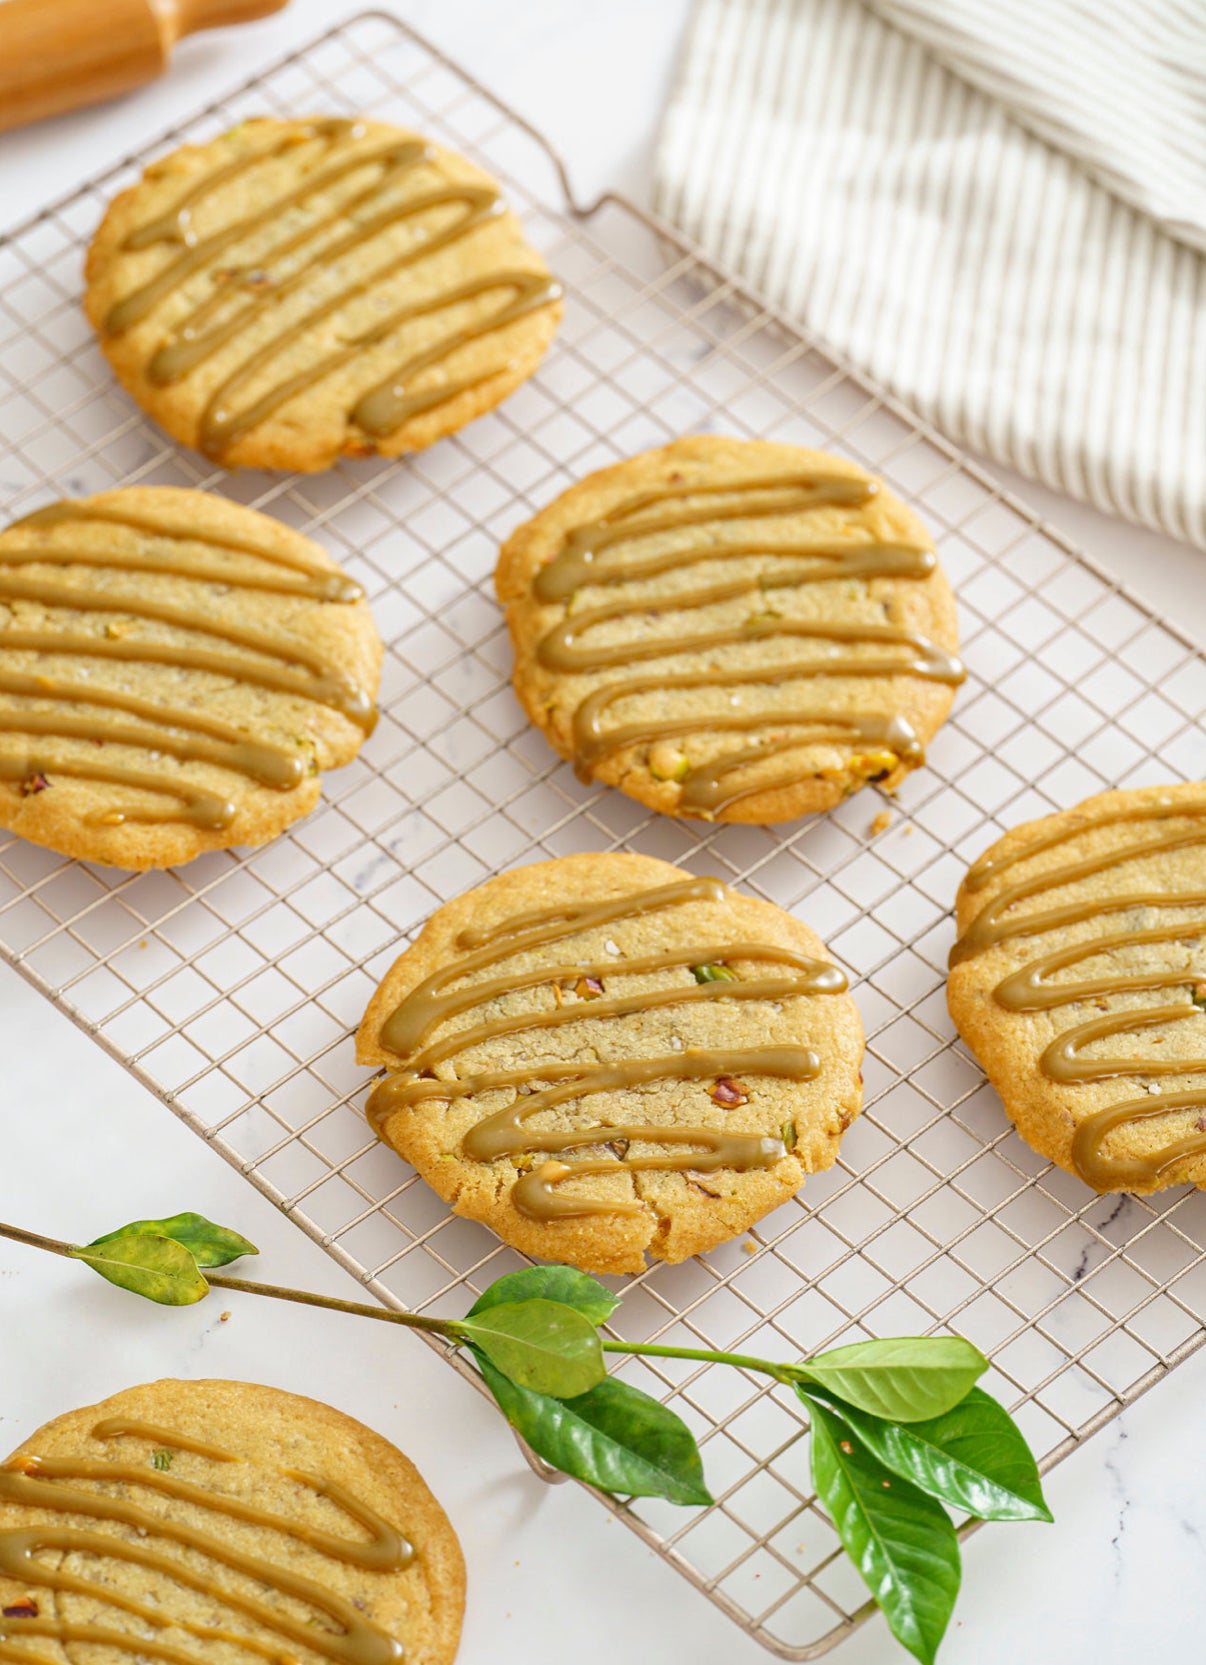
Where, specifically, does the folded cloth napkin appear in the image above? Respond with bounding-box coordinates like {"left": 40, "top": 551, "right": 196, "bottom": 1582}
{"left": 655, "top": 0, "right": 1206, "bottom": 549}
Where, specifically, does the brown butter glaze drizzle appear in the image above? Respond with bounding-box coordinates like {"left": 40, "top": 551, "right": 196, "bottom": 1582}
{"left": 0, "top": 501, "right": 374, "bottom": 827}
{"left": 530, "top": 472, "right": 964, "bottom": 815}
{"left": 0, "top": 1415, "right": 412, "bottom": 1665}
{"left": 950, "top": 794, "right": 1206, "bottom": 1189}
{"left": 366, "top": 874, "right": 847, "bottom": 1220}
{"left": 104, "top": 121, "right": 561, "bottom": 460}
{"left": 15, "top": 500, "right": 363, "bottom": 603}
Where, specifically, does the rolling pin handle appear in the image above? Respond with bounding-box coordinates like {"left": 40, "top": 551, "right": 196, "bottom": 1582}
{"left": 0, "top": 0, "right": 291, "bottom": 133}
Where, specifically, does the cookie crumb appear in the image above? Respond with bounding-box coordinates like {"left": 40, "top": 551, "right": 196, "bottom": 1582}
{"left": 219, "top": 1310, "right": 232, "bottom": 1322}
{"left": 869, "top": 809, "right": 892, "bottom": 836}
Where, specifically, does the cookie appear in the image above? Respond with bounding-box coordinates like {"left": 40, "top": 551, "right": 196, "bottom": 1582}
{"left": 85, "top": 116, "right": 562, "bottom": 471}
{"left": 357, "top": 851, "right": 864, "bottom": 1274}
{"left": 947, "top": 783, "right": 1206, "bottom": 1194}
{"left": 496, "top": 436, "right": 963, "bottom": 824}
{"left": 0, "top": 1378, "right": 464, "bottom": 1665}
{"left": 0, "top": 486, "right": 382, "bottom": 869}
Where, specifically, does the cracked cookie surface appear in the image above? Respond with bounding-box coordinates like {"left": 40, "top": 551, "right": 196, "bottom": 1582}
{"left": 496, "top": 436, "right": 962, "bottom": 824}
{"left": 948, "top": 782, "right": 1206, "bottom": 1194}
{"left": 357, "top": 851, "right": 864, "bottom": 1273}
{"left": 0, "top": 486, "right": 382, "bottom": 869}
{"left": 85, "top": 116, "right": 562, "bottom": 472}
{"left": 0, "top": 1376, "right": 465, "bottom": 1665}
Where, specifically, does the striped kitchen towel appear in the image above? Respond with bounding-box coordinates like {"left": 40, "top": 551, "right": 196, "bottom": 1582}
{"left": 655, "top": 0, "right": 1206, "bottom": 550}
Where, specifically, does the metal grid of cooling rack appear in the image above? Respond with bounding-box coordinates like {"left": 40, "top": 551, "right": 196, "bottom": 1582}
{"left": 2, "top": 11, "right": 1206, "bottom": 1658}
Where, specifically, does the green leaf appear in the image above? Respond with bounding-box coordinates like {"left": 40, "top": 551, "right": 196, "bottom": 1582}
{"left": 825, "top": 1387, "right": 1052, "bottom": 1523}
{"left": 477, "top": 1354, "right": 712, "bottom": 1505}
{"left": 795, "top": 1336, "right": 987, "bottom": 1422}
{"left": 805, "top": 1394, "right": 960, "bottom": 1665}
{"left": 457, "top": 1299, "right": 604, "bottom": 1397}
{"left": 70, "top": 1232, "right": 209, "bottom": 1306}
{"left": 467, "top": 1266, "right": 618, "bottom": 1327}
{"left": 87, "top": 1212, "right": 257, "bottom": 1269}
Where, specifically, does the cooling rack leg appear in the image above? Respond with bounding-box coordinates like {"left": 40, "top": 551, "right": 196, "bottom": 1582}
{"left": 512, "top": 1426, "right": 570, "bottom": 1485}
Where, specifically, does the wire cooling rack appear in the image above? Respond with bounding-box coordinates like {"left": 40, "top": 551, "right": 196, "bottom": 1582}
{"left": 3, "top": 12, "right": 1206, "bottom": 1658}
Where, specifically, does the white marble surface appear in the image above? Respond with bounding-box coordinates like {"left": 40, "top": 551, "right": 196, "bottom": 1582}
{"left": 1, "top": 3, "right": 1204, "bottom": 1661}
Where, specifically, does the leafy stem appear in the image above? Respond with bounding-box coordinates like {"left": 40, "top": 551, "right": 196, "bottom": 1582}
{"left": 0, "top": 1212, "right": 1051, "bottom": 1664}
{"left": 600, "top": 1338, "right": 800, "bottom": 1382}
{"left": 202, "top": 1272, "right": 459, "bottom": 1335}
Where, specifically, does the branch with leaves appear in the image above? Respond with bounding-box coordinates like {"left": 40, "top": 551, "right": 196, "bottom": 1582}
{"left": 0, "top": 1213, "right": 1051, "bottom": 1664}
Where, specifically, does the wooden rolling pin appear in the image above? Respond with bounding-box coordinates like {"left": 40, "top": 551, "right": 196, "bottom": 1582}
{"left": 0, "top": 0, "right": 291, "bottom": 133}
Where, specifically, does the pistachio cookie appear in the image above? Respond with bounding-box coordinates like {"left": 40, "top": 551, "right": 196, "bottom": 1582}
{"left": 948, "top": 783, "right": 1206, "bottom": 1195}
{"left": 0, "top": 487, "right": 382, "bottom": 868}
{"left": 496, "top": 436, "right": 963, "bottom": 824}
{"left": 358, "top": 851, "right": 864, "bottom": 1273}
{"left": 0, "top": 1378, "right": 465, "bottom": 1665}
{"left": 85, "top": 116, "right": 562, "bottom": 471}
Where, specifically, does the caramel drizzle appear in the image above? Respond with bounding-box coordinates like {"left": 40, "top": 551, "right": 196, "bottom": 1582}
{"left": 105, "top": 121, "right": 561, "bottom": 459}
{"left": 14, "top": 501, "right": 363, "bottom": 603}
{"left": 530, "top": 472, "right": 963, "bottom": 815}
{"left": 0, "top": 1415, "right": 412, "bottom": 1665}
{"left": 367, "top": 874, "right": 845, "bottom": 1219}
{"left": 0, "top": 500, "right": 374, "bottom": 828}
{"left": 950, "top": 796, "right": 1206, "bottom": 1189}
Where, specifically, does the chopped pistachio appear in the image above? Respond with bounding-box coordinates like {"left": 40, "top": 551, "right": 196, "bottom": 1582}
{"left": 292, "top": 733, "right": 320, "bottom": 777}
{"left": 855, "top": 750, "right": 899, "bottom": 784}
{"left": 711, "top": 1078, "right": 750, "bottom": 1108}
{"left": 692, "top": 963, "right": 736, "bottom": 984}
{"left": 151, "top": 1449, "right": 174, "bottom": 1471}
{"left": 649, "top": 742, "right": 691, "bottom": 783}
{"left": 19, "top": 773, "right": 49, "bottom": 797}
{"left": 574, "top": 975, "right": 604, "bottom": 1000}
{"left": 781, "top": 1121, "right": 798, "bottom": 1151}
{"left": 1192, "top": 984, "right": 1206, "bottom": 1010}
